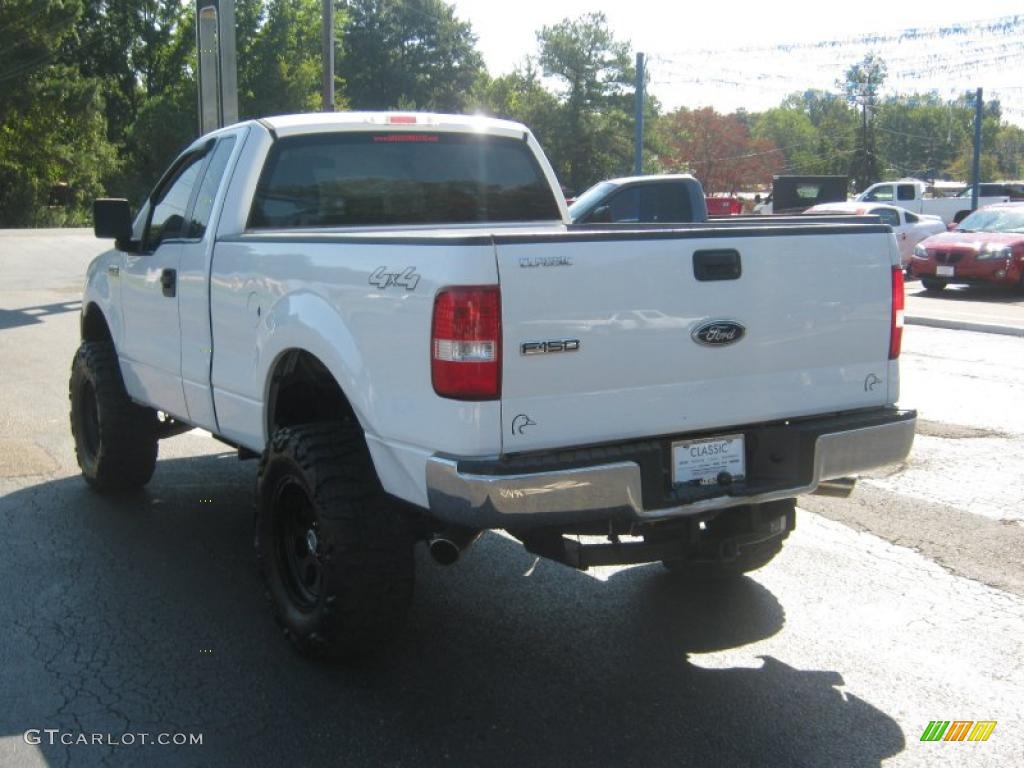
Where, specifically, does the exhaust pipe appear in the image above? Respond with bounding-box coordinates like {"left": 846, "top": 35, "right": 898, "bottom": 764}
{"left": 812, "top": 477, "right": 857, "bottom": 498}
{"left": 428, "top": 527, "right": 482, "bottom": 566}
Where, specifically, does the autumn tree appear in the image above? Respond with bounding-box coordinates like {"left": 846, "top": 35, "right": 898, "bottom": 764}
{"left": 658, "top": 107, "right": 783, "bottom": 193}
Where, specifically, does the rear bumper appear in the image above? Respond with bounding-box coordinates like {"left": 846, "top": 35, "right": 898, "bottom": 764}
{"left": 425, "top": 408, "right": 916, "bottom": 529}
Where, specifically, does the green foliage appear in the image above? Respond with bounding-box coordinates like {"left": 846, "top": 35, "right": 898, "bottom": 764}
{"left": 0, "top": 1, "right": 118, "bottom": 226}
{"left": 751, "top": 108, "right": 819, "bottom": 174}
{"left": 2, "top": 4, "right": 1023, "bottom": 227}
{"left": 244, "top": 0, "right": 331, "bottom": 117}
{"left": 338, "top": 0, "right": 483, "bottom": 111}
{"left": 533, "top": 12, "right": 635, "bottom": 192}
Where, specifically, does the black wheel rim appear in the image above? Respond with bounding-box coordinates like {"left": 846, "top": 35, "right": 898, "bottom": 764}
{"left": 273, "top": 477, "right": 323, "bottom": 610}
{"left": 77, "top": 379, "right": 100, "bottom": 460}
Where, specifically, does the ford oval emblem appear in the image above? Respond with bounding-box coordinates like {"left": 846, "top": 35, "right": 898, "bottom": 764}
{"left": 692, "top": 320, "right": 746, "bottom": 347}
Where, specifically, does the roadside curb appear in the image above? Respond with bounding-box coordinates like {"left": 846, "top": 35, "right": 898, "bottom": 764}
{"left": 906, "top": 315, "right": 1024, "bottom": 338}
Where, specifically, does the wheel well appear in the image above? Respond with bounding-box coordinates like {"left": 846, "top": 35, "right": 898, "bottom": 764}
{"left": 267, "top": 350, "right": 357, "bottom": 435}
{"left": 81, "top": 303, "right": 113, "bottom": 344}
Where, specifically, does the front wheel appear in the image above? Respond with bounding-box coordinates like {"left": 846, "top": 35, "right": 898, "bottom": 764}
{"left": 69, "top": 341, "right": 158, "bottom": 492}
{"left": 254, "top": 422, "right": 414, "bottom": 660}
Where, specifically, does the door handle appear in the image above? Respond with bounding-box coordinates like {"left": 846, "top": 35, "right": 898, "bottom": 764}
{"left": 160, "top": 268, "right": 177, "bottom": 298}
{"left": 693, "top": 249, "right": 742, "bottom": 281}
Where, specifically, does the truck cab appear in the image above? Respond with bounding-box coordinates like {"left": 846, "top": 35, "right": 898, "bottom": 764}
{"left": 567, "top": 174, "right": 707, "bottom": 224}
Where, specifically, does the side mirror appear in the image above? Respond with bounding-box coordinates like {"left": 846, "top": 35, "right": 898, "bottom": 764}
{"left": 93, "top": 198, "right": 133, "bottom": 244}
{"left": 587, "top": 205, "right": 613, "bottom": 224}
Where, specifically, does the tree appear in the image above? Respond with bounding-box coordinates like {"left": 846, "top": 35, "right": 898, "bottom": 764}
{"left": 471, "top": 63, "right": 562, "bottom": 155}
{"left": 338, "top": 0, "right": 483, "bottom": 111}
{"left": 0, "top": 0, "right": 118, "bottom": 226}
{"left": 244, "top": 0, "right": 328, "bottom": 117}
{"left": 874, "top": 94, "right": 969, "bottom": 180}
{"left": 534, "top": 12, "right": 634, "bottom": 191}
{"left": 993, "top": 123, "right": 1024, "bottom": 179}
{"left": 840, "top": 53, "right": 887, "bottom": 190}
{"left": 751, "top": 108, "right": 819, "bottom": 174}
{"left": 71, "top": 1, "right": 191, "bottom": 145}
{"left": 658, "top": 107, "right": 783, "bottom": 193}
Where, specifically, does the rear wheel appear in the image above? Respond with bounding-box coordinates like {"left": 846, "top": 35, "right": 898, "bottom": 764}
{"left": 255, "top": 422, "right": 414, "bottom": 660}
{"left": 69, "top": 341, "right": 158, "bottom": 491}
{"left": 921, "top": 277, "right": 947, "bottom": 293}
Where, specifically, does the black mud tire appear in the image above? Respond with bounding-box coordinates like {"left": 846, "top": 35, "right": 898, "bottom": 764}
{"left": 254, "top": 422, "right": 414, "bottom": 661}
{"left": 921, "top": 277, "right": 947, "bottom": 293}
{"left": 69, "top": 341, "right": 159, "bottom": 492}
{"left": 662, "top": 538, "right": 784, "bottom": 581}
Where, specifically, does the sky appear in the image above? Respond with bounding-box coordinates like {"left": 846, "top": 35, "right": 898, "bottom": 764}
{"left": 450, "top": 0, "right": 1024, "bottom": 125}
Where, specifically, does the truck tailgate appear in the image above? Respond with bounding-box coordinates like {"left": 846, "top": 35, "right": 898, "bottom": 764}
{"left": 496, "top": 225, "right": 898, "bottom": 453}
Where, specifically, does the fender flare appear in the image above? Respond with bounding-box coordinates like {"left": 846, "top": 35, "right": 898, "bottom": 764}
{"left": 256, "top": 290, "right": 371, "bottom": 440}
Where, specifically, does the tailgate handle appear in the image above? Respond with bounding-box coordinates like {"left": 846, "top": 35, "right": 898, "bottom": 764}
{"left": 693, "top": 249, "right": 741, "bottom": 281}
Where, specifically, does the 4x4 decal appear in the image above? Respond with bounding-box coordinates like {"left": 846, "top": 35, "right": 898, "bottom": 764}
{"left": 369, "top": 266, "right": 420, "bottom": 291}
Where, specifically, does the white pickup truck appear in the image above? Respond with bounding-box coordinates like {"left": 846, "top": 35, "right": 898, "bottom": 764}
{"left": 72, "top": 112, "right": 916, "bottom": 659}
{"left": 855, "top": 178, "right": 1009, "bottom": 225}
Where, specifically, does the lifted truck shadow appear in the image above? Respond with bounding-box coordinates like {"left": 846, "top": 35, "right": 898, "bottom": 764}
{"left": 0, "top": 453, "right": 904, "bottom": 768}
{"left": 0, "top": 300, "right": 82, "bottom": 331}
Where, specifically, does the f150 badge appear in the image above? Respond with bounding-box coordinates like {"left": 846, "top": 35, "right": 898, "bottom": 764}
{"left": 692, "top": 320, "right": 745, "bottom": 347}
{"left": 521, "top": 339, "right": 580, "bottom": 355}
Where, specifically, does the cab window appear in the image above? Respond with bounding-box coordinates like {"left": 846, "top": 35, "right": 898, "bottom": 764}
{"left": 896, "top": 184, "right": 916, "bottom": 201}
{"left": 864, "top": 185, "right": 893, "bottom": 202}
{"left": 871, "top": 208, "right": 901, "bottom": 227}
{"left": 189, "top": 137, "right": 236, "bottom": 239}
{"left": 145, "top": 155, "right": 205, "bottom": 251}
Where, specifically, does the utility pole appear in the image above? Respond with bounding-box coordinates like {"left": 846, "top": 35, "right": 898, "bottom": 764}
{"left": 196, "top": 0, "right": 238, "bottom": 135}
{"left": 322, "top": 0, "right": 335, "bottom": 111}
{"left": 970, "top": 87, "right": 983, "bottom": 211}
{"left": 633, "top": 52, "right": 645, "bottom": 176}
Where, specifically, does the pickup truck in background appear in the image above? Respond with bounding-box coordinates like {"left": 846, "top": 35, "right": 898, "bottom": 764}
{"left": 752, "top": 175, "right": 848, "bottom": 215}
{"left": 567, "top": 174, "right": 707, "bottom": 223}
{"left": 74, "top": 113, "right": 916, "bottom": 660}
{"left": 855, "top": 178, "right": 1010, "bottom": 224}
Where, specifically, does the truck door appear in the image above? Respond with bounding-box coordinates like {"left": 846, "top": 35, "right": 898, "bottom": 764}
{"left": 119, "top": 150, "right": 208, "bottom": 419}
{"left": 176, "top": 133, "right": 242, "bottom": 431}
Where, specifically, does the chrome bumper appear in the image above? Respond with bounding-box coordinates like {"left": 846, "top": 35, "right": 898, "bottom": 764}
{"left": 425, "top": 412, "right": 916, "bottom": 528}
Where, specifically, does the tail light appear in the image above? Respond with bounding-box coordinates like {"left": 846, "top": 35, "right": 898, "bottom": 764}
{"left": 890, "top": 266, "right": 904, "bottom": 360}
{"left": 432, "top": 286, "right": 501, "bottom": 400}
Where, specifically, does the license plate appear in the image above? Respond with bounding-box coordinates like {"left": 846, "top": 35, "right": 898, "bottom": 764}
{"left": 672, "top": 434, "right": 746, "bottom": 486}
{"left": 936, "top": 265, "right": 955, "bottom": 277}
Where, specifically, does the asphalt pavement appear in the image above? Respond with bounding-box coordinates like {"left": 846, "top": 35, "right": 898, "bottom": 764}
{"left": 905, "top": 277, "right": 1024, "bottom": 336}
{"left": 1, "top": 230, "right": 1022, "bottom": 768}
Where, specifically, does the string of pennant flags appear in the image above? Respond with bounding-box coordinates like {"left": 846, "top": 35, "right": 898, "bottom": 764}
{"left": 655, "top": 14, "right": 1024, "bottom": 59}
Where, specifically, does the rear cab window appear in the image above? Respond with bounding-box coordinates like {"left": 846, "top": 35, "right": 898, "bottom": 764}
{"left": 248, "top": 131, "right": 561, "bottom": 229}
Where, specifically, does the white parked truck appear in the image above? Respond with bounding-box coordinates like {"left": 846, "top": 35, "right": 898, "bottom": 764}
{"left": 855, "top": 178, "right": 1009, "bottom": 225}
{"left": 73, "top": 112, "right": 916, "bottom": 659}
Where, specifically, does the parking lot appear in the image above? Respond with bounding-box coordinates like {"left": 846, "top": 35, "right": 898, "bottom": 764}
{"left": 1, "top": 230, "right": 1022, "bottom": 767}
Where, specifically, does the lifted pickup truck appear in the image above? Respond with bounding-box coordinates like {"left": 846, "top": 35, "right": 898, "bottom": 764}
{"left": 73, "top": 112, "right": 916, "bottom": 659}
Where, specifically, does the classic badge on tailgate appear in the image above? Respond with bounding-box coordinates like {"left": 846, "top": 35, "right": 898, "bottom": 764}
{"left": 692, "top": 320, "right": 745, "bottom": 347}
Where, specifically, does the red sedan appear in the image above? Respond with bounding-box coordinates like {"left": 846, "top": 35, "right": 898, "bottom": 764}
{"left": 910, "top": 202, "right": 1024, "bottom": 293}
